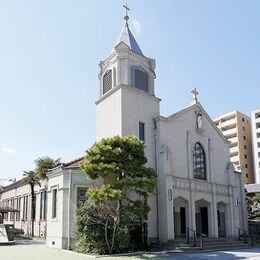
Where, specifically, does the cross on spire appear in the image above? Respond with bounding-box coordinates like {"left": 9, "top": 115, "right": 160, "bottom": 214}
{"left": 123, "top": 2, "right": 130, "bottom": 24}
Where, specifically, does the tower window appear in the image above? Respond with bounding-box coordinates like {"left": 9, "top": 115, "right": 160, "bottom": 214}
{"left": 193, "top": 142, "right": 206, "bottom": 180}
{"left": 134, "top": 69, "right": 148, "bottom": 92}
{"left": 139, "top": 122, "right": 145, "bottom": 142}
{"left": 103, "top": 70, "right": 112, "bottom": 94}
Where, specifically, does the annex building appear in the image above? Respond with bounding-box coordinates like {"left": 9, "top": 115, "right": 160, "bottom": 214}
{"left": 0, "top": 10, "right": 248, "bottom": 249}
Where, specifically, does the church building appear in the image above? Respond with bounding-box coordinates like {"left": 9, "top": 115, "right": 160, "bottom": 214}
{"left": 0, "top": 8, "right": 248, "bottom": 249}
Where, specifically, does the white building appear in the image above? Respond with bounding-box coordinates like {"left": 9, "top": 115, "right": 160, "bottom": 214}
{"left": 251, "top": 109, "right": 260, "bottom": 183}
{"left": 0, "top": 10, "right": 248, "bottom": 249}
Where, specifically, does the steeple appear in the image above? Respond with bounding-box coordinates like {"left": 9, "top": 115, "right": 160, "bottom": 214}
{"left": 98, "top": 4, "right": 156, "bottom": 98}
{"left": 114, "top": 3, "right": 143, "bottom": 56}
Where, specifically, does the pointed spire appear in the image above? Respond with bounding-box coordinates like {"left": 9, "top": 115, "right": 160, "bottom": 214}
{"left": 113, "top": 4, "right": 144, "bottom": 56}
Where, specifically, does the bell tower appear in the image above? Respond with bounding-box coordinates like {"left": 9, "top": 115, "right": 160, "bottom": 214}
{"left": 95, "top": 5, "right": 161, "bottom": 241}
{"left": 96, "top": 5, "right": 160, "bottom": 140}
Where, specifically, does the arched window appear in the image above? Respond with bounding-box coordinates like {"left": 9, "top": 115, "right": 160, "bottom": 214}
{"left": 103, "top": 70, "right": 112, "bottom": 94}
{"left": 193, "top": 142, "right": 206, "bottom": 180}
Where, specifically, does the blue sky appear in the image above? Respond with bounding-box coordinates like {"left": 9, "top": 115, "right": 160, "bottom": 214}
{"left": 0, "top": 0, "right": 259, "bottom": 183}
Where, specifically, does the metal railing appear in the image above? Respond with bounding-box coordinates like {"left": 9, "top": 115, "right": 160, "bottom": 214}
{"left": 236, "top": 227, "right": 254, "bottom": 246}
{"left": 198, "top": 232, "right": 207, "bottom": 250}
{"left": 186, "top": 227, "right": 197, "bottom": 247}
{"left": 186, "top": 227, "right": 208, "bottom": 249}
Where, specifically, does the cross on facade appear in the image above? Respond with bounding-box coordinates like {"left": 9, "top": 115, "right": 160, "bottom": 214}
{"left": 123, "top": 3, "right": 130, "bottom": 23}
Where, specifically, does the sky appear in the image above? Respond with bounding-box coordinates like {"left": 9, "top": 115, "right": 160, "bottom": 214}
{"left": 0, "top": 0, "right": 260, "bottom": 183}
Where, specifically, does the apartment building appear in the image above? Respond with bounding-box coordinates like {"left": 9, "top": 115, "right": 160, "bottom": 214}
{"left": 214, "top": 111, "right": 254, "bottom": 184}
{"left": 251, "top": 109, "right": 260, "bottom": 184}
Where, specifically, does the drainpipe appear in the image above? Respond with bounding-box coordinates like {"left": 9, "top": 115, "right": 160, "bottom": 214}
{"left": 67, "top": 169, "right": 72, "bottom": 250}
{"left": 153, "top": 119, "right": 159, "bottom": 241}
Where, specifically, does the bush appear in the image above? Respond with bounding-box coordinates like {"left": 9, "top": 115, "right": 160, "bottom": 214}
{"left": 75, "top": 201, "right": 144, "bottom": 254}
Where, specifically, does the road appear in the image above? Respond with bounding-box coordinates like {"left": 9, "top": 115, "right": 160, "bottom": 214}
{"left": 0, "top": 243, "right": 260, "bottom": 259}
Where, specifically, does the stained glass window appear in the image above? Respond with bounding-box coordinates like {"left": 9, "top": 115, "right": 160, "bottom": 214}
{"left": 193, "top": 142, "right": 206, "bottom": 180}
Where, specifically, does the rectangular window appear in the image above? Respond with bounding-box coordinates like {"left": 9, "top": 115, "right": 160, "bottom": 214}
{"left": 52, "top": 189, "right": 57, "bottom": 219}
{"left": 258, "top": 143, "right": 260, "bottom": 148}
{"left": 256, "top": 123, "right": 260, "bottom": 129}
{"left": 258, "top": 152, "right": 260, "bottom": 158}
{"left": 246, "top": 173, "right": 249, "bottom": 178}
{"left": 22, "top": 195, "right": 28, "bottom": 220}
{"left": 16, "top": 197, "right": 21, "bottom": 221}
{"left": 242, "top": 126, "right": 245, "bottom": 131}
{"left": 245, "top": 164, "right": 248, "bottom": 168}
{"left": 243, "top": 136, "right": 246, "bottom": 140}
{"left": 244, "top": 145, "right": 247, "bottom": 150}
{"left": 257, "top": 133, "right": 260, "bottom": 138}
{"left": 139, "top": 122, "right": 145, "bottom": 142}
{"left": 3, "top": 200, "right": 8, "bottom": 220}
{"left": 245, "top": 154, "right": 247, "bottom": 159}
{"left": 242, "top": 117, "right": 245, "bottom": 122}
{"left": 77, "top": 188, "right": 88, "bottom": 206}
{"left": 10, "top": 198, "right": 15, "bottom": 221}
{"left": 40, "top": 191, "right": 47, "bottom": 220}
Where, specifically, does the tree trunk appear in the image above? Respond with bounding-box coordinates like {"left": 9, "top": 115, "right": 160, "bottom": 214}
{"left": 104, "top": 220, "right": 112, "bottom": 254}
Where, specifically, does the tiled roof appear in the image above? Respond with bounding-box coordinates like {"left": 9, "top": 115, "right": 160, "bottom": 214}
{"left": 63, "top": 157, "right": 84, "bottom": 168}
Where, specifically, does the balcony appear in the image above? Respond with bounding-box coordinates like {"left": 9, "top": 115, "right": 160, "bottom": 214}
{"left": 231, "top": 156, "right": 239, "bottom": 164}
{"left": 220, "top": 118, "right": 236, "bottom": 128}
{"left": 229, "top": 138, "right": 238, "bottom": 146}
{"left": 222, "top": 128, "right": 237, "bottom": 137}
{"left": 230, "top": 146, "right": 239, "bottom": 155}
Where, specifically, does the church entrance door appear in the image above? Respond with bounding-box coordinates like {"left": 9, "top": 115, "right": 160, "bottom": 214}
{"left": 195, "top": 199, "right": 210, "bottom": 237}
{"left": 217, "top": 202, "right": 227, "bottom": 237}
{"left": 200, "top": 207, "right": 208, "bottom": 236}
{"left": 180, "top": 207, "right": 186, "bottom": 235}
{"left": 173, "top": 197, "right": 188, "bottom": 238}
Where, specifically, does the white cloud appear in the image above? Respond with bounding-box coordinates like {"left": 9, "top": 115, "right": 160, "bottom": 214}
{"left": 1, "top": 147, "right": 16, "bottom": 154}
{"left": 132, "top": 19, "right": 142, "bottom": 33}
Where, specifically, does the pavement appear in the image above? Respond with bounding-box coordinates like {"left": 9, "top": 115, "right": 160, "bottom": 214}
{"left": 0, "top": 243, "right": 260, "bottom": 260}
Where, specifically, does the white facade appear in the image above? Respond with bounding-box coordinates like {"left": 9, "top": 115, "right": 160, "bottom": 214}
{"left": 0, "top": 179, "right": 47, "bottom": 238}
{"left": 0, "top": 15, "right": 248, "bottom": 249}
{"left": 251, "top": 109, "right": 260, "bottom": 183}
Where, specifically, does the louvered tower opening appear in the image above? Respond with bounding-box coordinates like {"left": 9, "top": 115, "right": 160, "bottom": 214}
{"left": 103, "top": 70, "right": 112, "bottom": 94}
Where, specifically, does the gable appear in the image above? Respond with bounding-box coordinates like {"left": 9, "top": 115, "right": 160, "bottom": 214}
{"left": 156, "top": 102, "right": 229, "bottom": 145}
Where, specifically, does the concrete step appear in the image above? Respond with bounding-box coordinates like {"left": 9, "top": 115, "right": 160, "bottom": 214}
{"left": 149, "top": 238, "right": 251, "bottom": 252}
